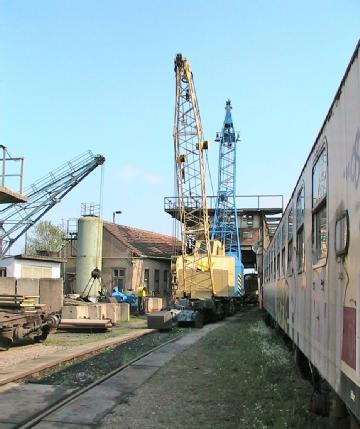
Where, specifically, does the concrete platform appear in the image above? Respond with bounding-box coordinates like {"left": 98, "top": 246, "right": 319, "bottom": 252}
{"left": 0, "top": 384, "right": 74, "bottom": 427}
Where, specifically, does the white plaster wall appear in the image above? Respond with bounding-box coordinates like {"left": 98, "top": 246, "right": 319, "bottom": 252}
{"left": 0, "top": 258, "right": 60, "bottom": 278}
{"left": 0, "top": 258, "right": 16, "bottom": 277}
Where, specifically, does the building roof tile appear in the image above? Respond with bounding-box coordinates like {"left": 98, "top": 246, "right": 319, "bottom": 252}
{"left": 103, "top": 222, "right": 180, "bottom": 259}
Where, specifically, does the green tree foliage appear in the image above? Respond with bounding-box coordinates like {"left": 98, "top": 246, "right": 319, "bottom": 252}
{"left": 27, "top": 221, "right": 66, "bottom": 255}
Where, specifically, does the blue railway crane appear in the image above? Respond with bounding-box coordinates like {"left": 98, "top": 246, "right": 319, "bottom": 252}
{"left": 211, "top": 100, "right": 244, "bottom": 297}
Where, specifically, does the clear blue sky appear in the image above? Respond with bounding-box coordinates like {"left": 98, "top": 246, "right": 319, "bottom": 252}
{"left": 0, "top": 1, "right": 359, "bottom": 241}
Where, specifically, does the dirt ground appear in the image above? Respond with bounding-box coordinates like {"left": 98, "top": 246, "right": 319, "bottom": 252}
{"left": 100, "top": 309, "right": 326, "bottom": 429}
{"left": 0, "top": 342, "right": 66, "bottom": 372}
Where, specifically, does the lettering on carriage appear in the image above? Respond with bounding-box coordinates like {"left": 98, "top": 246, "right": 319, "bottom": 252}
{"left": 345, "top": 129, "right": 360, "bottom": 189}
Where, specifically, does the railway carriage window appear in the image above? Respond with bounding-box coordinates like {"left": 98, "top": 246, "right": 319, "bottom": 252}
{"left": 287, "top": 208, "right": 294, "bottom": 274}
{"left": 281, "top": 247, "right": 285, "bottom": 276}
{"left": 281, "top": 222, "right": 286, "bottom": 276}
{"left": 296, "top": 186, "right": 305, "bottom": 272}
{"left": 276, "top": 233, "right": 280, "bottom": 278}
{"left": 288, "top": 208, "right": 293, "bottom": 238}
{"left": 273, "top": 254, "right": 276, "bottom": 280}
{"left": 312, "top": 148, "right": 328, "bottom": 262}
{"left": 296, "top": 186, "right": 305, "bottom": 225}
{"left": 296, "top": 230, "right": 305, "bottom": 271}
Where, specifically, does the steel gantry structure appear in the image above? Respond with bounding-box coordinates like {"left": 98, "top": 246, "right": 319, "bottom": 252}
{"left": 211, "top": 100, "right": 244, "bottom": 294}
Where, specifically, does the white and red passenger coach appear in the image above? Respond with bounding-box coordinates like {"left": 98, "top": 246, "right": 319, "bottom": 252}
{"left": 262, "top": 40, "right": 360, "bottom": 421}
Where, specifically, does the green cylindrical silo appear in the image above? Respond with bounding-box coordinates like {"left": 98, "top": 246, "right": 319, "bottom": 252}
{"left": 75, "top": 215, "right": 103, "bottom": 299}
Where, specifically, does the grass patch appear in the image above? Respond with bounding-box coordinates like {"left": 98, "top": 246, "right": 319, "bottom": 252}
{"left": 116, "top": 309, "right": 323, "bottom": 429}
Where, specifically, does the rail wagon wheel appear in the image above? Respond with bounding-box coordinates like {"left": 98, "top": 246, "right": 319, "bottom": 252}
{"left": 229, "top": 300, "right": 235, "bottom": 316}
{"left": 294, "top": 346, "right": 311, "bottom": 380}
{"left": 193, "top": 311, "right": 204, "bottom": 329}
{"left": 34, "top": 325, "right": 50, "bottom": 343}
{"left": 0, "top": 337, "right": 12, "bottom": 351}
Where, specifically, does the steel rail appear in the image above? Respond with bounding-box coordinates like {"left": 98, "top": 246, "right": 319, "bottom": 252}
{"left": 18, "top": 335, "right": 181, "bottom": 429}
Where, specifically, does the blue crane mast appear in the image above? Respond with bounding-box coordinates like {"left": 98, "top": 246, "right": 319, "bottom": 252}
{"left": 211, "top": 100, "right": 244, "bottom": 296}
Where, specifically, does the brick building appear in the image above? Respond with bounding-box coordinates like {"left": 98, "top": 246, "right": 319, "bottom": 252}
{"left": 64, "top": 222, "right": 180, "bottom": 298}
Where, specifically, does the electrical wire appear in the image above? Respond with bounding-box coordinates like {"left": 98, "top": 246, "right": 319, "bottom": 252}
{"left": 205, "top": 150, "right": 214, "bottom": 196}
{"left": 342, "top": 259, "right": 350, "bottom": 309}
{"left": 92, "top": 162, "right": 105, "bottom": 296}
{"left": 99, "top": 163, "right": 105, "bottom": 219}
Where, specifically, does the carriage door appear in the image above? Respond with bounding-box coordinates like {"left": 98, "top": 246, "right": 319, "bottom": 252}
{"left": 311, "top": 145, "right": 328, "bottom": 364}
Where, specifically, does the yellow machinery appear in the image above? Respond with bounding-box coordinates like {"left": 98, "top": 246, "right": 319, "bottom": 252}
{"left": 172, "top": 54, "right": 234, "bottom": 323}
{"left": 175, "top": 241, "right": 236, "bottom": 299}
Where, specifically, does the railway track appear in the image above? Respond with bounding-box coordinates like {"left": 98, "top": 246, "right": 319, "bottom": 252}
{"left": 0, "top": 319, "right": 224, "bottom": 428}
{"left": 18, "top": 336, "right": 180, "bottom": 429}
{"left": 0, "top": 327, "right": 159, "bottom": 387}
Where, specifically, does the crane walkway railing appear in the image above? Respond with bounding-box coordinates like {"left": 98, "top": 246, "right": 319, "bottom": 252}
{"left": 164, "top": 194, "right": 283, "bottom": 213}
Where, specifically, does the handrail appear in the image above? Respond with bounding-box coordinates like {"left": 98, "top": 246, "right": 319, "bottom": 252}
{"left": 164, "top": 194, "right": 283, "bottom": 212}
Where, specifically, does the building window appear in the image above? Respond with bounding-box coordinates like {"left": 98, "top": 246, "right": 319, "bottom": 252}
{"left": 312, "top": 147, "right": 328, "bottom": 262}
{"left": 287, "top": 208, "right": 293, "bottom": 274}
{"left": 112, "top": 268, "right": 126, "bottom": 291}
{"left": 296, "top": 186, "right": 305, "bottom": 272}
{"left": 154, "top": 269, "right": 160, "bottom": 295}
{"left": 242, "top": 231, "right": 253, "bottom": 240}
{"left": 144, "top": 268, "right": 150, "bottom": 291}
{"left": 163, "top": 270, "right": 169, "bottom": 292}
{"left": 0, "top": 267, "right": 6, "bottom": 277}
